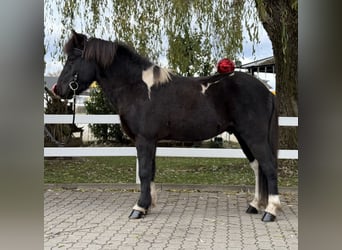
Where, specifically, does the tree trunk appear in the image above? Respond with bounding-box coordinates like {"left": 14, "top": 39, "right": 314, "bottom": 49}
{"left": 255, "top": 0, "right": 298, "bottom": 149}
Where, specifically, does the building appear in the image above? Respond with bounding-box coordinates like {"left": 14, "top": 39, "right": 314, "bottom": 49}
{"left": 240, "top": 56, "right": 276, "bottom": 93}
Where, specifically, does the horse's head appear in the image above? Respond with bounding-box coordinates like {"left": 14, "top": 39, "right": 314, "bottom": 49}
{"left": 53, "top": 30, "right": 97, "bottom": 99}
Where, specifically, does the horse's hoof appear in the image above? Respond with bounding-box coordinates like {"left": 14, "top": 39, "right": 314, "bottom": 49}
{"left": 246, "top": 205, "right": 259, "bottom": 214}
{"left": 128, "top": 209, "right": 145, "bottom": 219}
{"left": 261, "top": 212, "right": 276, "bottom": 222}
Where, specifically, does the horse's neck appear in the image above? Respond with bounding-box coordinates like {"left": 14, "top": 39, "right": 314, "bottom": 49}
{"left": 95, "top": 46, "right": 153, "bottom": 111}
{"left": 96, "top": 75, "right": 126, "bottom": 107}
{"left": 96, "top": 64, "right": 147, "bottom": 114}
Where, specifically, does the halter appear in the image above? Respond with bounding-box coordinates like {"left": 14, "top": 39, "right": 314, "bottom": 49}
{"left": 69, "top": 73, "right": 79, "bottom": 125}
{"left": 69, "top": 73, "right": 79, "bottom": 92}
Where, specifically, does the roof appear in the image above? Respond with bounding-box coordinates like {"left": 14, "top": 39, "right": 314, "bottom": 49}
{"left": 241, "top": 56, "right": 275, "bottom": 74}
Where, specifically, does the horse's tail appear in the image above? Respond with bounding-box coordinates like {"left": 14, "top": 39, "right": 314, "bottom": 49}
{"left": 258, "top": 94, "right": 279, "bottom": 207}
{"left": 269, "top": 94, "right": 279, "bottom": 161}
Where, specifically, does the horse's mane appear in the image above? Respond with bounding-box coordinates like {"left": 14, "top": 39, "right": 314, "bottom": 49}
{"left": 86, "top": 38, "right": 155, "bottom": 69}
{"left": 83, "top": 38, "right": 121, "bottom": 68}
{"left": 64, "top": 33, "right": 173, "bottom": 87}
{"left": 64, "top": 34, "right": 145, "bottom": 69}
{"left": 83, "top": 38, "right": 173, "bottom": 87}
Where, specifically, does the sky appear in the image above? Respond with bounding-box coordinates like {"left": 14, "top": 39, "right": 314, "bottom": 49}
{"left": 241, "top": 27, "right": 273, "bottom": 64}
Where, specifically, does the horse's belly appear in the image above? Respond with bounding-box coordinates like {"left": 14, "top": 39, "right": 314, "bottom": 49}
{"left": 165, "top": 120, "right": 227, "bottom": 141}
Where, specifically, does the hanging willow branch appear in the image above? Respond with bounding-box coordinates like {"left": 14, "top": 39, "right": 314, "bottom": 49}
{"left": 45, "top": 0, "right": 261, "bottom": 75}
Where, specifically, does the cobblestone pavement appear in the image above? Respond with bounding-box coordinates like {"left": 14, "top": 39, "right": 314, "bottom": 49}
{"left": 44, "top": 185, "right": 298, "bottom": 250}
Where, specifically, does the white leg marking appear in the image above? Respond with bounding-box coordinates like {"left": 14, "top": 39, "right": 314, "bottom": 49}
{"left": 265, "top": 195, "right": 281, "bottom": 215}
{"left": 133, "top": 182, "right": 157, "bottom": 213}
{"left": 249, "top": 160, "right": 260, "bottom": 210}
{"left": 150, "top": 181, "right": 157, "bottom": 207}
{"left": 133, "top": 204, "right": 147, "bottom": 214}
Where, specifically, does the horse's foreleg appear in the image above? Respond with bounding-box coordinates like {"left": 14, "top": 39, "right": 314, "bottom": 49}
{"left": 151, "top": 156, "right": 157, "bottom": 207}
{"left": 129, "top": 137, "right": 156, "bottom": 219}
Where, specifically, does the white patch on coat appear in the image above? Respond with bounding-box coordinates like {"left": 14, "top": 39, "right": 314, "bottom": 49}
{"left": 151, "top": 181, "right": 157, "bottom": 207}
{"left": 142, "top": 65, "right": 172, "bottom": 99}
{"left": 201, "top": 80, "right": 220, "bottom": 95}
{"left": 249, "top": 160, "right": 260, "bottom": 210}
{"left": 133, "top": 204, "right": 147, "bottom": 214}
{"left": 142, "top": 66, "right": 154, "bottom": 89}
{"left": 201, "top": 84, "right": 211, "bottom": 94}
{"left": 265, "top": 195, "right": 281, "bottom": 215}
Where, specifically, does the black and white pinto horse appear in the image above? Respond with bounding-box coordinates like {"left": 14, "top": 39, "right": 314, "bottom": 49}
{"left": 54, "top": 30, "right": 281, "bottom": 222}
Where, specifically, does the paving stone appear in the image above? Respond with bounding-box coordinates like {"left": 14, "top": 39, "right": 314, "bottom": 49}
{"left": 44, "top": 186, "right": 297, "bottom": 249}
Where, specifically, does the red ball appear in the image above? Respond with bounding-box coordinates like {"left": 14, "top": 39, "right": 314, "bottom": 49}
{"left": 217, "top": 58, "right": 235, "bottom": 73}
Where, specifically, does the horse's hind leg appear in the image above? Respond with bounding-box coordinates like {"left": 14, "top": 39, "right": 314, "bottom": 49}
{"left": 252, "top": 145, "right": 280, "bottom": 222}
{"left": 234, "top": 132, "right": 261, "bottom": 214}
{"left": 129, "top": 136, "right": 156, "bottom": 219}
{"left": 235, "top": 131, "right": 280, "bottom": 222}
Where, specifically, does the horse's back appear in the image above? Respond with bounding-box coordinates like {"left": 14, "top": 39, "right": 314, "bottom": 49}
{"left": 222, "top": 72, "right": 270, "bottom": 95}
{"left": 222, "top": 71, "right": 274, "bottom": 109}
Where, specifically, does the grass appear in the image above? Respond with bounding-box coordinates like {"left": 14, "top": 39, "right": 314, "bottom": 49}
{"left": 44, "top": 157, "right": 298, "bottom": 187}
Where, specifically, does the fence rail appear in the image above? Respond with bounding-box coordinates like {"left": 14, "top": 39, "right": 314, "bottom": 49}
{"left": 44, "top": 114, "right": 298, "bottom": 126}
{"left": 44, "top": 114, "right": 298, "bottom": 183}
{"left": 44, "top": 147, "right": 298, "bottom": 159}
{"left": 44, "top": 114, "right": 298, "bottom": 159}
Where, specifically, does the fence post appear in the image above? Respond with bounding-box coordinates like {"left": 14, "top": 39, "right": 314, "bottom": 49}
{"left": 135, "top": 158, "right": 140, "bottom": 184}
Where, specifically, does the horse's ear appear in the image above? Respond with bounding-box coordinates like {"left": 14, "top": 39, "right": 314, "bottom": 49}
{"left": 71, "top": 29, "right": 78, "bottom": 37}
{"left": 70, "top": 29, "right": 87, "bottom": 50}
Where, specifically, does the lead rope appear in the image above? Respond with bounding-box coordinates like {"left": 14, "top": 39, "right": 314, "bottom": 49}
{"left": 72, "top": 92, "right": 77, "bottom": 125}
{"left": 69, "top": 74, "right": 79, "bottom": 126}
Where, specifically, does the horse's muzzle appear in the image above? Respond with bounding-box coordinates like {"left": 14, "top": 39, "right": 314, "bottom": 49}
{"left": 51, "top": 83, "right": 73, "bottom": 99}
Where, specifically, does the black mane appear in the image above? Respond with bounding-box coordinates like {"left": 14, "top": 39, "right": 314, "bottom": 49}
{"left": 83, "top": 38, "right": 119, "bottom": 68}
{"left": 64, "top": 33, "right": 150, "bottom": 69}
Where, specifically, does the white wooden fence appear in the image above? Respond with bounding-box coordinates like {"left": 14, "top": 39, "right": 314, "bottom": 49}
{"left": 44, "top": 114, "right": 298, "bottom": 183}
